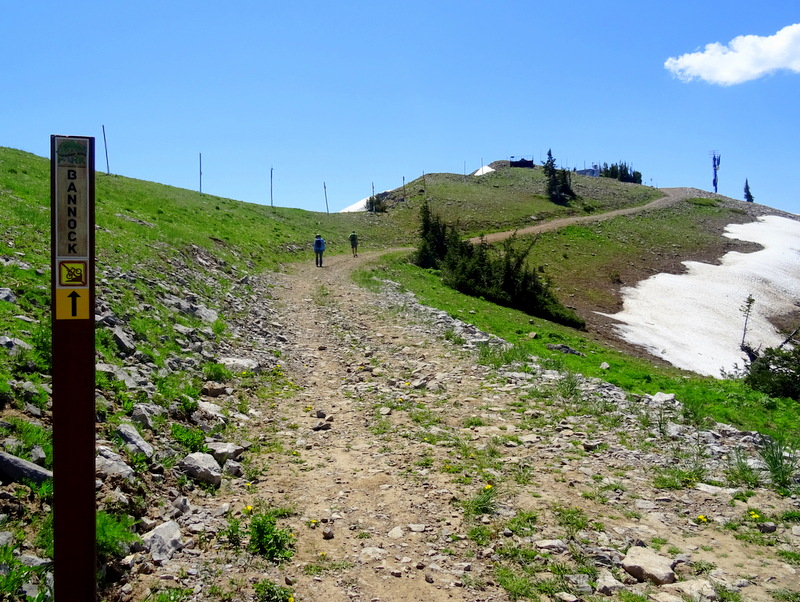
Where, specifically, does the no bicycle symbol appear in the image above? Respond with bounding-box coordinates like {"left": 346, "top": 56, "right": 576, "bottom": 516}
{"left": 55, "top": 261, "right": 89, "bottom": 320}
{"left": 58, "top": 261, "right": 87, "bottom": 286}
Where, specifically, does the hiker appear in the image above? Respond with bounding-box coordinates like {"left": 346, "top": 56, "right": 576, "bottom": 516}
{"left": 349, "top": 231, "right": 358, "bottom": 257}
{"left": 314, "top": 234, "right": 325, "bottom": 268}
{"left": 313, "top": 234, "right": 326, "bottom": 267}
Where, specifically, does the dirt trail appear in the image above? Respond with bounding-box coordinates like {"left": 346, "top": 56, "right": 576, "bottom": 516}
{"left": 470, "top": 187, "right": 712, "bottom": 244}
{"left": 251, "top": 251, "right": 513, "bottom": 601}
{"left": 214, "top": 247, "right": 799, "bottom": 602}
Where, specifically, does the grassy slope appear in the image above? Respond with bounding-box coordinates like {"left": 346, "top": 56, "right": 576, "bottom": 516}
{"left": 2, "top": 145, "right": 798, "bottom": 441}
{"left": 522, "top": 197, "right": 762, "bottom": 312}
{"left": 373, "top": 166, "right": 662, "bottom": 237}
{"left": 0, "top": 147, "right": 415, "bottom": 277}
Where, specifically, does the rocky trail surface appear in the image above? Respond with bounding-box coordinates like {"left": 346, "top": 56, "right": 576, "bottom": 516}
{"left": 122, "top": 248, "right": 799, "bottom": 602}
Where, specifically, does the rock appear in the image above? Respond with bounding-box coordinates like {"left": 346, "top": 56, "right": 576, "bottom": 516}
{"left": 197, "top": 400, "right": 226, "bottom": 417}
{"left": 171, "top": 496, "right": 191, "bottom": 516}
{"left": 0, "top": 288, "right": 17, "bottom": 303}
{"left": 206, "top": 441, "right": 244, "bottom": 464}
{"left": 387, "top": 526, "right": 404, "bottom": 539}
{"left": 217, "top": 357, "right": 260, "bottom": 373}
{"left": 24, "top": 403, "right": 43, "bottom": 418}
{"left": 662, "top": 578, "right": 717, "bottom": 600}
{"left": 131, "top": 403, "right": 166, "bottom": 430}
{"left": 622, "top": 546, "right": 676, "bottom": 585}
{"left": 192, "top": 401, "right": 228, "bottom": 430}
{"left": 595, "top": 569, "right": 625, "bottom": 595}
{"left": 96, "top": 447, "right": 135, "bottom": 482}
{"left": 651, "top": 392, "right": 676, "bottom": 404}
{"left": 757, "top": 522, "right": 777, "bottom": 533}
{"left": 0, "top": 336, "right": 31, "bottom": 354}
{"left": 116, "top": 422, "right": 154, "bottom": 458}
{"left": 695, "top": 483, "right": 737, "bottom": 496}
{"left": 546, "top": 343, "right": 586, "bottom": 356}
{"left": 202, "top": 382, "right": 228, "bottom": 397}
{"left": 222, "top": 459, "right": 243, "bottom": 477}
{"left": 112, "top": 327, "right": 136, "bottom": 355}
{"left": 29, "top": 446, "right": 47, "bottom": 467}
{"left": 96, "top": 363, "right": 148, "bottom": 390}
{"left": 191, "top": 304, "right": 218, "bottom": 323}
{"left": 360, "top": 547, "right": 387, "bottom": 561}
{"left": 142, "top": 520, "right": 183, "bottom": 563}
{"left": 178, "top": 452, "right": 222, "bottom": 486}
{"left": 535, "top": 539, "right": 568, "bottom": 553}
{"left": 0, "top": 451, "right": 53, "bottom": 485}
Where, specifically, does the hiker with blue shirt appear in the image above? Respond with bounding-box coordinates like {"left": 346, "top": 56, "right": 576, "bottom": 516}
{"left": 313, "top": 234, "right": 326, "bottom": 267}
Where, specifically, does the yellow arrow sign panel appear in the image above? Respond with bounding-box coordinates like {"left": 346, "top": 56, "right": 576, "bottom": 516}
{"left": 55, "top": 288, "right": 90, "bottom": 320}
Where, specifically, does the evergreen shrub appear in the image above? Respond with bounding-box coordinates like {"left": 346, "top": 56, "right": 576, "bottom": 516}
{"left": 414, "top": 201, "right": 585, "bottom": 329}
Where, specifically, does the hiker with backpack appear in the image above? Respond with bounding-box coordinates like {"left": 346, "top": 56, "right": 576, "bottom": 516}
{"left": 313, "top": 234, "right": 326, "bottom": 267}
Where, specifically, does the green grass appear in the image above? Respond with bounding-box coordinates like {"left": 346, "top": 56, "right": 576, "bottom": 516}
{"left": 461, "top": 485, "right": 497, "bottom": 518}
{"left": 0, "top": 146, "right": 418, "bottom": 402}
{"left": 253, "top": 579, "right": 294, "bottom": 602}
{"left": 96, "top": 511, "right": 141, "bottom": 562}
{"left": 0, "top": 146, "right": 414, "bottom": 273}
{"left": 247, "top": 510, "right": 294, "bottom": 561}
{"left": 0, "top": 417, "right": 53, "bottom": 469}
{"left": 354, "top": 252, "right": 800, "bottom": 441}
{"left": 521, "top": 199, "right": 752, "bottom": 310}
{"left": 379, "top": 168, "right": 662, "bottom": 237}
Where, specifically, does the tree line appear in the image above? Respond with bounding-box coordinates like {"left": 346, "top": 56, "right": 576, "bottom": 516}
{"left": 414, "top": 200, "right": 585, "bottom": 329}
{"left": 600, "top": 162, "right": 642, "bottom": 184}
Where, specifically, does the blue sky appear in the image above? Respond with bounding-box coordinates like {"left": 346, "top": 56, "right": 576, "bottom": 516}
{"left": 4, "top": 1, "right": 800, "bottom": 215}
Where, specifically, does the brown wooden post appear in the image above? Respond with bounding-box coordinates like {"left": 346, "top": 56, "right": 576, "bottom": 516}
{"left": 50, "top": 135, "right": 96, "bottom": 600}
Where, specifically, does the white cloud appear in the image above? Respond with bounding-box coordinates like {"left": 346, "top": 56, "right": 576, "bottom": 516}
{"left": 664, "top": 23, "right": 800, "bottom": 85}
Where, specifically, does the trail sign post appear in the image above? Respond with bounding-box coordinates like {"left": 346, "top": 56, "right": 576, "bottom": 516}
{"left": 50, "top": 135, "right": 96, "bottom": 599}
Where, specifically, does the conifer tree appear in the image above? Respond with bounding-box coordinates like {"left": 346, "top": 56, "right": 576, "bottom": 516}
{"left": 543, "top": 149, "right": 560, "bottom": 203}
{"left": 744, "top": 179, "right": 754, "bottom": 203}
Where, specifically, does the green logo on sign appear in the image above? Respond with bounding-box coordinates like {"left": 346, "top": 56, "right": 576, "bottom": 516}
{"left": 57, "top": 140, "right": 87, "bottom": 165}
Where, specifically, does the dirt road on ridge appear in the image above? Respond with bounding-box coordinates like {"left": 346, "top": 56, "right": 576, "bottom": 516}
{"left": 470, "top": 187, "right": 711, "bottom": 244}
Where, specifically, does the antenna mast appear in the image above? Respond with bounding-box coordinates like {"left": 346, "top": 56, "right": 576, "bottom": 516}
{"left": 711, "top": 151, "right": 721, "bottom": 193}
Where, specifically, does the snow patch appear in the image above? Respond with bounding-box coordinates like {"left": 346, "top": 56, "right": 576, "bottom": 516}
{"left": 472, "top": 165, "right": 495, "bottom": 176}
{"left": 601, "top": 215, "right": 800, "bottom": 377}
